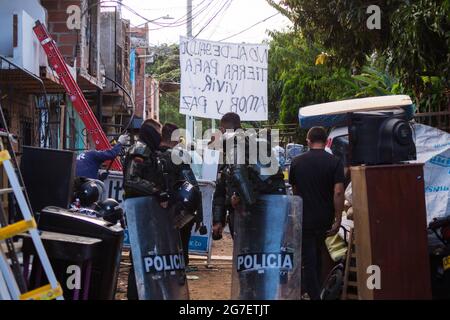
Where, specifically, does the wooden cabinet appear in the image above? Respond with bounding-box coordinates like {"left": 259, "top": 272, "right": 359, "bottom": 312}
{"left": 351, "top": 164, "right": 431, "bottom": 299}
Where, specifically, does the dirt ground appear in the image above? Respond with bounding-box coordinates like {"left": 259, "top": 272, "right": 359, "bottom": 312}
{"left": 115, "top": 232, "right": 234, "bottom": 300}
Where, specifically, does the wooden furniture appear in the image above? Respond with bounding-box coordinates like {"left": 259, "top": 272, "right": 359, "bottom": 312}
{"left": 351, "top": 164, "right": 431, "bottom": 299}
{"left": 341, "top": 228, "right": 358, "bottom": 300}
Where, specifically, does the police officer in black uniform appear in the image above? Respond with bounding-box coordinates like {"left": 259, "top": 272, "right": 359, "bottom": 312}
{"left": 123, "top": 119, "right": 199, "bottom": 300}
{"left": 123, "top": 119, "right": 165, "bottom": 200}
{"left": 123, "top": 119, "right": 164, "bottom": 299}
{"left": 159, "top": 122, "right": 203, "bottom": 268}
{"left": 211, "top": 112, "right": 286, "bottom": 240}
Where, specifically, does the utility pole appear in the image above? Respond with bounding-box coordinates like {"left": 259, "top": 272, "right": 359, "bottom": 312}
{"left": 143, "top": 73, "right": 147, "bottom": 119}
{"left": 187, "top": 0, "right": 193, "bottom": 37}
{"left": 186, "top": 0, "right": 195, "bottom": 145}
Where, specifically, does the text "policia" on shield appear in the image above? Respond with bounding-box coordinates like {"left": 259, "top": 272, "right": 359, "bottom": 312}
{"left": 143, "top": 254, "right": 186, "bottom": 273}
{"left": 237, "top": 253, "right": 294, "bottom": 272}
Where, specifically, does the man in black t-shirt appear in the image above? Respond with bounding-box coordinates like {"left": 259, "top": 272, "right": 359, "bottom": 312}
{"left": 289, "top": 126, "right": 345, "bottom": 300}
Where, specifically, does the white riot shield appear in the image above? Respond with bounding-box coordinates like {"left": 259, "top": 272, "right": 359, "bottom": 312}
{"left": 231, "top": 194, "right": 303, "bottom": 300}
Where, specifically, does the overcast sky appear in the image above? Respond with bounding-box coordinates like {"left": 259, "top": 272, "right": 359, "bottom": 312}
{"left": 116, "top": 0, "right": 291, "bottom": 45}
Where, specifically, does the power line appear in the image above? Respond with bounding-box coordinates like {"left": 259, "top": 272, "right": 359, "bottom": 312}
{"left": 190, "top": 0, "right": 225, "bottom": 34}
{"left": 147, "top": 0, "right": 214, "bottom": 30}
{"left": 84, "top": 1, "right": 168, "bottom": 26}
{"left": 194, "top": 0, "right": 233, "bottom": 38}
{"left": 151, "top": 0, "right": 210, "bottom": 26}
{"left": 219, "top": 12, "right": 280, "bottom": 42}
{"left": 90, "top": 0, "right": 212, "bottom": 29}
{"left": 193, "top": 0, "right": 230, "bottom": 38}
{"left": 206, "top": 0, "right": 234, "bottom": 39}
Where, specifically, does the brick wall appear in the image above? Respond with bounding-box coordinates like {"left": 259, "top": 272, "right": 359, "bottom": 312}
{"left": 130, "top": 24, "right": 153, "bottom": 119}
{"left": 130, "top": 25, "right": 149, "bottom": 48}
{"left": 41, "top": 0, "right": 83, "bottom": 67}
{"left": 134, "top": 46, "right": 146, "bottom": 119}
{"left": 1, "top": 92, "right": 38, "bottom": 150}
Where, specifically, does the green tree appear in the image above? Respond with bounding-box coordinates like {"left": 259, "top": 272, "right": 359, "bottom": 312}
{"left": 340, "top": 54, "right": 406, "bottom": 98}
{"left": 268, "top": 30, "right": 356, "bottom": 124}
{"left": 158, "top": 91, "right": 185, "bottom": 128}
{"left": 146, "top": 44, "right": 183, "bottom": 127}
{"left": 268, "top": 0, "right": 449, "bottom": 112}
{"left": 147, "top": 44, "right": 180, "bottom": 82}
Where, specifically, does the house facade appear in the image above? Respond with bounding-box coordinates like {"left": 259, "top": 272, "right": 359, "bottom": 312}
{"left": 0, "top": 0, "right": 146, "bottom": 156}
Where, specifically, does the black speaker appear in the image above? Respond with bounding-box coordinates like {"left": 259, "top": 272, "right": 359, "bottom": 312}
{"left": 37, "top": 206, "right": 124, "bottom": 300}
{"left": 20, "top": 146, "right": 76, "bottom": 212}
{"left": 348, "top": 112, "right": 416, "bottom": 166}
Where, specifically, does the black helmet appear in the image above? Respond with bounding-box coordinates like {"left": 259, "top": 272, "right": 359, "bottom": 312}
{"left": 76, "top": 180, "right": 100, "bottom": 207}
{"left": 97, "top": 198, "right": 123, "bottom": 224}
{"left": 176, "top": 181, "right": 200, "bottom": 213}
{"left": 172, "top": 181, "right": 201, "bottom": 229}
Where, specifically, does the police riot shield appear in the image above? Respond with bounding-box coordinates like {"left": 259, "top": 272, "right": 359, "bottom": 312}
{"left": 231, "top": 194, "right": 303, "bottom": 300}
{"left": 124, "top": 196, "right": 189, "bottom": 300}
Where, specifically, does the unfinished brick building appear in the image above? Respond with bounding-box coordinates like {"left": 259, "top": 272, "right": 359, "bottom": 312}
{"left": 0, "top": 0, "right": 136, "bottom": 153}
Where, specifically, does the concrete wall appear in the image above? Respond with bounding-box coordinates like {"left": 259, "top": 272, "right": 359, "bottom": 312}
{"left": 121, "top": 19, "right": 131, "bottom": 94}
{"left": 148, "top": 77, "right": 159, "bottom": 121}
{"left": 100, "top": 10, "right": 123, "bottom": 92}
{"left": 100, "top": 10, "right": 132, "bottom": 95}
{"left": 0, "top": 0, "right": 47, "bottom": 75}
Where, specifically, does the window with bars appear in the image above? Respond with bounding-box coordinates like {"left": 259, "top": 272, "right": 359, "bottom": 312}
{"left": 20, "top": 117, "right": 34, "bottom": 146}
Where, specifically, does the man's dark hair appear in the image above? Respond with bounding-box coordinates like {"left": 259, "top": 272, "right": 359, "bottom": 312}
{"left": 220, "top": 112, "right": 241, "bottom": 130}
{"left": 161, "top": 122, "right": 179, "bottom": 143}
{"left": 139, "top": 119, "right": 162, "bottom": 150}
{"left": 142, "top": 118, "right": 162, "bottom": 132}
{"left": 307, "top": 126, "right": 328, "bottom": 144}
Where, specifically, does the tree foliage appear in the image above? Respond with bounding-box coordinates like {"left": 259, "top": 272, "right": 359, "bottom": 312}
{"left": 341, "top": 55, "right": 406, "bottom": 98}
{"left": 267, "top": 29, "right": 416, "bottom": 134}
{"left": 147, "top": 44, "right": 180, "bottom": 82}
{"left": 268, "top": 30, "right": 356, "bottom": 124}
{"left": 268, "top": 0, "right": 449, "bottom": 112}
{"left": 146, "top": 44, "right": 183, "bottom": 127}
{"left": 158, "top": 91, "right": 185, "bottom": 128}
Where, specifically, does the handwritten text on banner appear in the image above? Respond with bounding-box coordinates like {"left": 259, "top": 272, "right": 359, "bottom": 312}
{"left": 179, "top": 36, "right": 268, "bottom": 121}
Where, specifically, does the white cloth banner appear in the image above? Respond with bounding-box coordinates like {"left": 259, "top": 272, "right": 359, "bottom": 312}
{"left": 179, "top": 36, "right": 268, "bottom": 121}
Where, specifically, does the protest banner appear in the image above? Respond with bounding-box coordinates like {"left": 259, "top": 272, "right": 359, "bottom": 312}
{"left": 179, "top": 36, "right": 268, "bottom": 121}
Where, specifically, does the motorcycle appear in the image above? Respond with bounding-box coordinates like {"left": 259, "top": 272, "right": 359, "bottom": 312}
{"left": 428, "top": 216, "right": 450, "bottom": 299}
{"left": 320, "top": 226, "right": 351, "bottom": 300}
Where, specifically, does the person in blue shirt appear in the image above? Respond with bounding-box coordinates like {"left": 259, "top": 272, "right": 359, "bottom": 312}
{"left": 76, "top": 134, "right": 130, "bottom": 179}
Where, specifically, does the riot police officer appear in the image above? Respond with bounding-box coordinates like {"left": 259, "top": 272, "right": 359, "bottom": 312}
{"left": 210, "top": 113, "right": 303, "bottom": 300}
{"left": 123, "top": 119, "right": 163, "bottom": 300}
{"left": 123, "top": 119, "right": 197, "bottom": 300}
{"left": 211, "top": 112, "right": 287, "bottom": 240}
{"left": 122, "top": 119, "right": 164, "bottom": 200}
{"left": 159, "top": 122, "right": 203, "bottom": 268}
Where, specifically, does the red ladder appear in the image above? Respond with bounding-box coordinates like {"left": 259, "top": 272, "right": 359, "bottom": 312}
{"left": 33, "top": 20, "right": 122, "bottom": 171}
